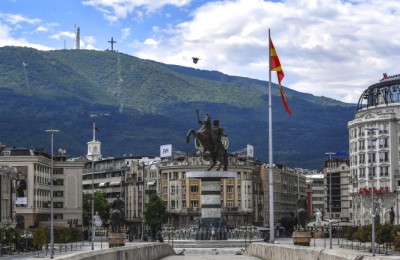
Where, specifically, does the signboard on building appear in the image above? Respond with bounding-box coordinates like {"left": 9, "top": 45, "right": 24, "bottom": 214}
{"left": 247, "top": 144, "right": 254, "bottom": 158}
{"left": 160, "top": 144, "right": 172, "bottom": 158}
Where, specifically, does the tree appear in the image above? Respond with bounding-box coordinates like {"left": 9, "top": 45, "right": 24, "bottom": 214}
{"left": 354, "top": 224, "right": 371, "bottom": 243}
{"left": 279, "top": 212, "right": 297, "bottom": 236}
{"left": 144, "top": 194, "right": 169, "bottom": 240}
{"left": 376, "top": 224, "right": 394, "bottom": 253}
{"left": 82, "top": 191, "right": 109, "bottom": 227}
{"left": 346, "top": 226, "right": 358, "bottom": 240}
{"left": 32, "top": 228, "right": 47, "bottom": 251}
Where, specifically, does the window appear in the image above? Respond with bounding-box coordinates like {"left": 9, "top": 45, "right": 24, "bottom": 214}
{"left": 171, "top": 200, "right": 175, "bottom": 209}
{"left": 379, "top": 151, "right": 389, "bottom": 162}
{"left": 227, "top": 185, "right": 233, "bottom": 193}
{"left": 53, "top": 179, "right": 64, "bottom": 186}
{"left": 358, "top": 126, "right": 365, "bottom": 136}
{"left": 54, "top": 202, "right": 64, "bottom": 208}
{"left": 53, "top": 191, "right": 64, "bottom": 197}
{"left": 367, "top": 139, "right": 376, "bottom": 148}
{"left": 191, "top": 200, "right": 198, "bottom": 208}
{"left": 368, "top": 152, "right": 376, "bottom": 163}
{"left": 182, "top": 200, "right": 186, "bottom": 208}
{"left": 190, "top": 185, "right": 198, "bottom": 193}
{"left": 359, "top": 140, "right": 365, "bottom": 150}
{"left": 227, "top": 200, "right": 233, "bottom": 208}
{"left": 360, "top": 168, "right": 366, "bottom": 178}
{"left": 379, "top": 123, "right": 388, "bottom": 134}
{"left": 380, "top": 166, "right": 389, "bottom": 177}
{"left": 359, "top": 154, "right": 365, "bottom": 164}
{"left": 368, "top": 167, "right": 377, "bottom": 177}
{"left": 379, "top": 137, "right": 389, "bottom": 148}
{"left": 53, "top": 168, "right": 64, "bottom": 175}
{"left": 171, "top": 186, "right": 176, "bottom": 195}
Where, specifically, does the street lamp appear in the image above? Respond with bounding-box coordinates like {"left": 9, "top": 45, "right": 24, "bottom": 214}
{"left": 325, "top": 152, "right": 335, "bottom": 250}
{"left": 45, "top": 129, "right": 59, "bottom": 259}
{"left": 365, "top": 127, "right": 377, "bottom": 257}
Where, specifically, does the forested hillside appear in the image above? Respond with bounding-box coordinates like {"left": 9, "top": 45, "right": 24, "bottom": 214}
{"left": 0, "top": 46, "right": 356, "bottom": 170}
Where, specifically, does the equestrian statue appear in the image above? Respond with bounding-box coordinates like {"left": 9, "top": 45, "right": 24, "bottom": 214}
{"left": 185, "top": 110, "right": 228, "bottom": 171}
{"left": 296, "top": 195, "right": 308, "bottom": 230}
{"left": 110, "top": 195, "right": 124, "bottom": 233}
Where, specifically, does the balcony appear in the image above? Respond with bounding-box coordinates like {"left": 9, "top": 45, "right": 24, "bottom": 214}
{"left": 187, "top": 208, "right": 200, "bottom": 213}
{"left": 223, "top": 207, "right": 239, "bottom": 212}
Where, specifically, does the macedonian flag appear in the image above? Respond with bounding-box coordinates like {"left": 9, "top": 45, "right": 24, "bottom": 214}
{"left": 270, "top": 38, "right": 292, "bottom": 115}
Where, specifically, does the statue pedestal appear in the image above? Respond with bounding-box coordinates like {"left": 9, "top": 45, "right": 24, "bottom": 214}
{"left": 292, "top": 231, "right": 311, "bottom": 246}
{"left": 186, "top": 171, "right": 236, "bottom": 240}
{"left": 108, "top": 232, "right": 125, "bottom": 247}
{"left": 314, "top": 230, "right": 323, "bottom": 238}
{"left": 187, "top": 171, "right": 236, "bottom": 219}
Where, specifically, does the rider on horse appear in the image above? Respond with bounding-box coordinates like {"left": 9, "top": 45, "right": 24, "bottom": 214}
{"left": 296, "top": 195, "right": 308, "bottom": 229}
{"left": 185, "top": 112, "right": 228, "bottom": 171}
{"left": 110, "top": 195, "right": 124, "bottom": 232}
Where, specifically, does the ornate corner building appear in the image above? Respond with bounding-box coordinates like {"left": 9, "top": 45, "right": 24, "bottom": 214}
{"left": 348, "top": 73, "right": 400, "bottom": 226}
{"left": 157, "top": 154, "right": 263, "bottom": 228}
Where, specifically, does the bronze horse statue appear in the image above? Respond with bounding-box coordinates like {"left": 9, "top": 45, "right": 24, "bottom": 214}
{"left": 110, "top": 208, "right": 123, "bottom": 233}
{"left": 185, "top": 113, "right": 228, "bottom": 171}
{"left": 296, "top": 195, "right": 308, "bottom": 229}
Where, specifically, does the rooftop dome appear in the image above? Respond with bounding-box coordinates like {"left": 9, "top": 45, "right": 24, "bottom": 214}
{"left": 357, "top": 73, "right": 400, "bottom": 111}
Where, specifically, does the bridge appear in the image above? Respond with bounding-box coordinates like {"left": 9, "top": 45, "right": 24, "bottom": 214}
{"left": 14, "top": 237, "right": 398, "bottom": 260}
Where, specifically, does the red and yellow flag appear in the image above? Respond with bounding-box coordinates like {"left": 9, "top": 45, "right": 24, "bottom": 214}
{"left": 270, "top": 38, "right": 292, "bottom": 115}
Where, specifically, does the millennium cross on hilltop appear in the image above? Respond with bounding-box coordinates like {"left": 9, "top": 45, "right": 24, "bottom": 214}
{"left": 108, "top": 37, "right": 117, "bottom": 51}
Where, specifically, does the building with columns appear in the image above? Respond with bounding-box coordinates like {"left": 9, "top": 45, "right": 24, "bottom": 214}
{"left": 348, "top": 73, "right": 400, "bottom": 226}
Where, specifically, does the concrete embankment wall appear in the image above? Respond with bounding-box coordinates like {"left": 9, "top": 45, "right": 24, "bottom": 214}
{"left": 247, "top": 242, "right": 391, "bottom": 260}
{"left": 57, "top": 243, "right": 175, "bottom": 260}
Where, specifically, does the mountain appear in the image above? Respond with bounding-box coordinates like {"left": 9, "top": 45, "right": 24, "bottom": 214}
{"left": 0, "top": 46, "right": 356, "bottom": 170}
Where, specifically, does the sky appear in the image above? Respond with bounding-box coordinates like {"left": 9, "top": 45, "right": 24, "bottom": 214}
{"left": 1, "top": 0, "right": 400, "bottom": 104}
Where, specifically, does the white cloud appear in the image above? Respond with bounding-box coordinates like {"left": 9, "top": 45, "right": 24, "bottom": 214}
{"left": 121, "top": 27, "right": 131, "bottom": 40}
{"left": 82, "top": 0, "right": 192, "bottom": 22}
{"left": 0, "top": 13, "right": 41, "bottom": 25}
{"left": 143, "top": 38, "right": 158, "bottom": 46}
{"left": 84, "top": 35, "right": 96, "bottom": 45}
{"left": 132, "top": 0, "right": 400, "bottom": 103}
{"left": 50, "top": 31, "right": 75, "bottom": 40}
{"left": 0, "top": 21, "right": 51, "bottom": 50}
{"left": 35, "top": 25, "right": 48, "bottom": 32}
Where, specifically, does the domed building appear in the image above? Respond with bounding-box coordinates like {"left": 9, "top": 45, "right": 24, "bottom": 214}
{"left": 348, "top": 73, "right": 400, "bottom": 226}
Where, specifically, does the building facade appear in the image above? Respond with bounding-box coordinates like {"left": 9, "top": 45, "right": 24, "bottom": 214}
{"left": 348, "top": 73, "right": 400, "bottom": 225}
{"left": 0, "top": 146, "right": 84, "bottom": 229}
{"left": 157, "top": 154, "right": 262, "bottom": 228}
{"left": 305, "top": 173, "right": 325, "bottom": 218}
{"left": 262, "top": 164, "right": 307, "bottom": 230}
{"left": 82, "top": 156, "right": 160, "bottom": 238}
{"left": 323, "top": 157, "right": 351, "bottom": 221}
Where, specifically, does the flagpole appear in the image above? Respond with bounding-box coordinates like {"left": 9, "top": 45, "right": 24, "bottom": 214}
{"left": 93, "top": 122, "right": 96, "bottom": 141}
{"left": 268, "top": 28, "right": 275, "bottom": 243}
